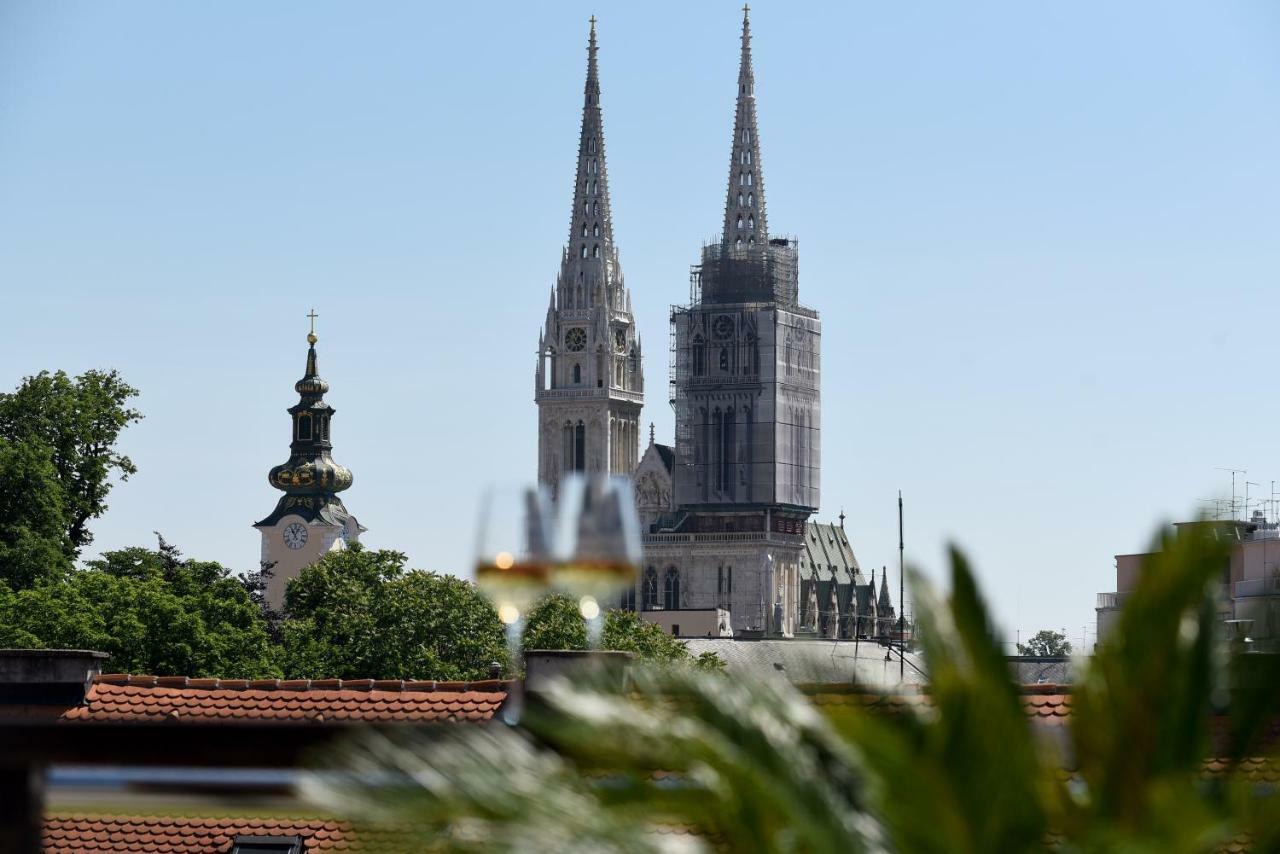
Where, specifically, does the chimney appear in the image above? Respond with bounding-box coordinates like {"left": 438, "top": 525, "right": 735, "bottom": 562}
{"left": 522, "top": 649, "right": 632, "bottom": 693}
{"left": 0, "top": 650, "right": 108, "bottom": 707}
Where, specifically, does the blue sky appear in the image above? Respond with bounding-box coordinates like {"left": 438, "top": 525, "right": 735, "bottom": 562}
{"left": 2, "top": 2, "right": 1279, "bottom": 648}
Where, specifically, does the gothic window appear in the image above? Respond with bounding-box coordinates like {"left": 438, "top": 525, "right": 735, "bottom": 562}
{"left": 590, "top": 179, "right": 597, "bottom": 195}
{"left": 727, "top": 566, "right": 733, "bottom": 596}
{"left": 580, "top": 222, "right": 587, "bottom": 238}
{"left": 738, "top": 172, "right": 745, "bottom": 187}
{"left": 593, "top": 223, "right": 599, "bottom": 237}
{"left": 580, "top": 245, "right": 587, "bottom": 259}
{"left": 718, "top": 347, "right": 728, "bottom": 372}
{"left": 584, "top": 200, "right": 590, "bottom": 214}
{"left": 692, "top": 338, "right": 705, "bottom": 377}
{"left": 738, "top": 193, "right": 744, "bottom": 206}
{"left": 295, "top": 413, "right": 312, "bottom": 441}
{"left": 722, "top": 408, "right": 736, "bottom": 497}
{"left": 574, "top": 421, "right": 586, "bottom": 471}
{"left": 664, "top": 568, "right": 680, "bottom": 610}
{"left": 747, "top": 172, "right": 753, "bottom": 186}
{"left": 746, "top": 150, "right": 753, "bottom": 165}
{"left": 596, "top": 347, "right": 605, "bottom": 388}
{"left": 592, "top": 201, "right": 598, "bottom": 215}
{"left": 748, "top": 216, "right": 755, "bottom": 229}
{"left": 589, "top": 138, "right": 597, "bottom": 154}
{"left": 573, "top": 363, "right": 581, "bottom": 384}
{"left": 736, "top": 237, "right": 743, "bottom": 247}
{"left": 712, "top": 408, "right": 723, "bottom": 491}
{"left": 748, "top": 193, "right": 754, "bottom": 207}
{"left": 620, "top": 585, "right": 635, "bottom": 611}
{"left": 748, "top": 236, "right": 755, "bottom": 245}
{"left": 742, "top": 128, "right": 751, "bottom": 143}
{"left": 592, "top": 244, "right": 600, "bottom": 258}
{"left": 642, "top": 567, "right": 658, "bottom": 610}
{"left": 736, "top": 215, "right": 743, "bottom": 230}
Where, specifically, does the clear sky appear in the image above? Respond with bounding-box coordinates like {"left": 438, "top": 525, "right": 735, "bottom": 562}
{"left": 3, "top": 2, "right": 1279, "bottom": 649}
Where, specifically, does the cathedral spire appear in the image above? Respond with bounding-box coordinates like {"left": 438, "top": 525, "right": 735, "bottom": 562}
{"left": 723, "top": 4, "right": 767, "bottom": 248}
{"left": 565, "top": 16, "right": 616, "bottom": 276}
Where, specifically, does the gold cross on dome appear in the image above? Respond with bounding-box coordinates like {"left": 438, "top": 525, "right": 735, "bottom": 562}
{"left": 307, "top": 308, "right": 318, "bottom": 335}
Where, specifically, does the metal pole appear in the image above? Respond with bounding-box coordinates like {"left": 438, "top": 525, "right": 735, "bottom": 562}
{"left": 898, "top": 491, "right": 905, "bottom": 683}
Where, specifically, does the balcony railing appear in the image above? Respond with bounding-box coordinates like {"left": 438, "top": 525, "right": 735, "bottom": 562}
{"left": 1096, "top": 592, "right": 1119, "bottom": 610}
{"left": 643, "top": 531, "right": 804, "bottom": 545}
{"left": 1234, "top": 576, "right": 1280, "bottom": 598}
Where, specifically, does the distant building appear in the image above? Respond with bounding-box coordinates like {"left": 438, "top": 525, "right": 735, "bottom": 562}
{"left": 254, "top": 323, "right": 363, "bottom": 609}
{"left": 1096, "top": 513, "right": 1280, "bottom": 649}
{"left": 534, "top": 19, "right": 644, "bottom": 496}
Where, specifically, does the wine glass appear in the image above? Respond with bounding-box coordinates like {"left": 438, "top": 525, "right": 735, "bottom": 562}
{"left": 552, "top": 474, "right": 642, "bottom": 647}
{"left": 474, "top": 484, "right": 553, "bottom": 722}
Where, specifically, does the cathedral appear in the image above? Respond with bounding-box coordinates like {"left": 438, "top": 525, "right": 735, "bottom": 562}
{"left": 536, "top": 11, "right": 894, "bottom": 639}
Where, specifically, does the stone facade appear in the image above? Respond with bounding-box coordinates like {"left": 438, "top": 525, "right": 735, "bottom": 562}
{"left": 535, "top": 20, "right": 643, "bottom": 496}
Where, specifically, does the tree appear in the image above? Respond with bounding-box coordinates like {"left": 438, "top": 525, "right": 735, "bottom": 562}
{"left": 0, "top": 437, "right": 74, "bottom": 589}
{"left": 0, "top": 369, "right": 142, "bottom": 552}
{"left": 279, "top": 545, "right": 507, "bottom": 681}
{"left": 522, "top": 595, "right": 725, "bottom": 671}
{"left": 1016, "top": 628, "right": 1072, "bottom": 657}
{"left": 0, "top": 536, "right": 277, "bottom": 678}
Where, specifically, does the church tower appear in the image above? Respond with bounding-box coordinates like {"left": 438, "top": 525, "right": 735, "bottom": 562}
{"left": 671, "top": 6, "right": 820, "bottom": 512}
{"left": 640, "top": 8, "right": 821, "bottom": 637}
{"left": 535, "top": 19, "right": 644, "bottom": 496}
{"left": 254, "top": 316, "right": 363, "bottom": 609}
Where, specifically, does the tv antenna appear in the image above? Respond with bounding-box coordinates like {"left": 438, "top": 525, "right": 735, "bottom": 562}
{"left": 1216, "top": 467, "right": 1247, "bottom": 520}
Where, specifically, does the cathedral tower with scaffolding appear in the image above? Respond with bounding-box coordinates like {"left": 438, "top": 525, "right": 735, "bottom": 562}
{"left": 636, "top": 7, "right": 821, "bottom": 637}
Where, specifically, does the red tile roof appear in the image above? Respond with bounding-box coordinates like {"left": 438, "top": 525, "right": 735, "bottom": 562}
{"left": 54, "top": 674, "right": 509, "bottom": 725}
{"left": 43, "top": 814, "right": 366, "bottom": 853}
{"left": 801, "top": 683, "right": 1073, "bottom": 725}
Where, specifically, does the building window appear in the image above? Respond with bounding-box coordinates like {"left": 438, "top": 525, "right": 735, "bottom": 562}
{"left": 748, "top": 216, "right": 755, "bottom": 229}
{"left": 719, "top": 347, "right": 729, "bottom": 372}
{"left": 593, "top": 223, "right": 600, "bottom": 237}
{"left": 664, "top": 568, "right": 681, "bottom": 610}
{"left": 572, "top": 363, "right": 581, "bottom": 384}
{"left": 592, "top": 244, "right": 600, "bottom": 258}
{"left": 748, "top": 193, "right": 754, "bottom": 207}
{"left": 736, "top": 215, "right": 743, "bottom": 229}
{"left": 581, "top": 245, "right": 587, "bottom": 259}
{"left": 643, "top": 567, "right": 658, "bottom": 609}
{"left": 319, "top": 415, "right": 329, "bottom": 440}
{"left": 295, "top": 414, "right": 312, "bottom": 441}
{"left": 580, "top": 222, "right": 587, "bottom": 238}
{"left": 230, "top": 837, "right": 303, "bottom": 854}
{"left": 747, "top": 171, "right": 753, "bottom": 187}
{"left": 574, "top": 421, "right": 586, "bottom": 471}
{"left": 620, "top": 585, "right": 636, "bottom": 611}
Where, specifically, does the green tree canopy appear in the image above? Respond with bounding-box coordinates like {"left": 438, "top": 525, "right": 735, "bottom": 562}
{"left": 0, "top": 536, "right": 276, "bottom": 677}
{"left": 279, "top": 545, "right": 507, "bottom": 681}
{"left": 1016, "top": 628, "right": 1072, "bottom": 657}
{"left": 522, "top": 595, "right": 724, "bottom": 671}
{"left": 0, "top": 369, "right": 141, "bottom": 553}
{"left": 0, "top": 437, "right": 74, "bottom": 589}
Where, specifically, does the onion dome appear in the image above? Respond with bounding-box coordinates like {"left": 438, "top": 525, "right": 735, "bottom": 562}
{"left": 255, "top": 320, "right": 356, "bottom": 529}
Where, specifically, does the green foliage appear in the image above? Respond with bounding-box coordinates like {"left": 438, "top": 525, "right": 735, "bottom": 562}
{"left": 311, "top": 529, "right": 1280, "bottom": 853}
{"left": 1016, "top": 628, "right": 1072, "bottom": 657}
{"left": 279, "top": 544, "right": 508, "bottom": 681}
{"left": 522, "top": 595, "right": 725, "bottom": 671}
{"left": 0, "top": 369, "right": 141, "bottom": 552}
{"left": 0, "top": 536, "right": 276, "bottom": 677}
{"left": 0, "top": 437, "right": 74, "bottom": 588}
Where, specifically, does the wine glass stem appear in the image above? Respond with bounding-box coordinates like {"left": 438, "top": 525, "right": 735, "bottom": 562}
{"left": 502, "top": 617, "right": 525, "bottom": 725}
{"left": 586, "top": 612, "right": 604, "bottom": 650}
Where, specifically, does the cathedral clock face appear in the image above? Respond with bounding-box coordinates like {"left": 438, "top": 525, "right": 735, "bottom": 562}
{"left": 614, "top": 328, "right": 627, "bottom": 353}
{"left": 565, "top": 328, "right": 587, "bottom": 352}
{"left": 712, "top": 315, "right": 734, "bottom": 341}
{"left": 283, "top": 522, "right": 308, "bottom": 550}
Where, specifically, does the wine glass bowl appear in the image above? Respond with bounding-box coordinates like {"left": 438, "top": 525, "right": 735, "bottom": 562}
{"left": 552, "top": 474, "right": 642, "bottom": 628}
{"left": 474, "top": 485, "right": 554, "bottom": 623}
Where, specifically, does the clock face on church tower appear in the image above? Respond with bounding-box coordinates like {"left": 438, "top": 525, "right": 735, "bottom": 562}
{"left": 565, "top": 328, "right": 587, "bottom": 352}
{"left": 283, "top": 522, "right": 309, "bottom": 550}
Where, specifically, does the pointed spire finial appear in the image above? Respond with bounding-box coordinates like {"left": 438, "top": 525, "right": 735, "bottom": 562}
{"left": 839, "top": 507, "right": 846, "bottom": 529}
{"left": 649, "top": 422, "right": 655, "bottom": 446}
{"left": 722, "top": 6, "right": 766, "bottom": 247}
{"left": 306, "top": 308, "right": 319, "bottom": 345}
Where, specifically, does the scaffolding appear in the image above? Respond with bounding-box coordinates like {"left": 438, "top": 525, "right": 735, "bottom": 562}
{"left": 668, "top": 235, "right": 820, "bottom": 511}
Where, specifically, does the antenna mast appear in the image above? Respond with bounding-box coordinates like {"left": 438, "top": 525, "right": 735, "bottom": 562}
{"left": 1216, "top": 467, "right": 1247, "bottom": 520}
{"left": 898, "top": 491, "right": 905, "bottom": 683}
